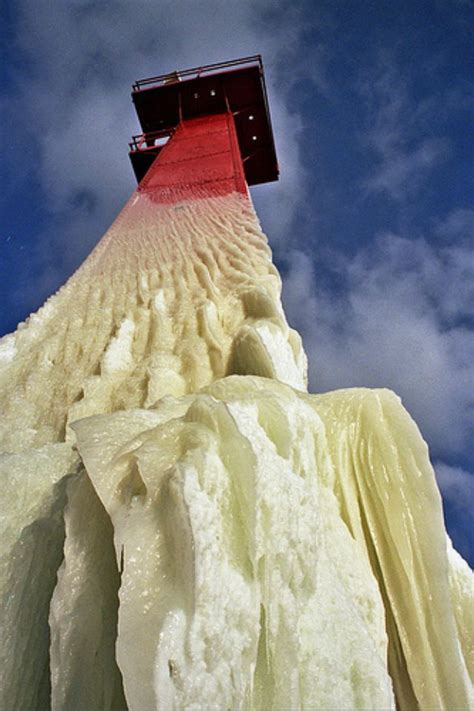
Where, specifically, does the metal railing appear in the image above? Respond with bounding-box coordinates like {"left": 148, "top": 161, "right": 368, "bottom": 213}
{"left": 132, "top": 55, "right": 262, "bottom": 92}
{"left": 129, "top": 128, "right": 174, "bottom": 153}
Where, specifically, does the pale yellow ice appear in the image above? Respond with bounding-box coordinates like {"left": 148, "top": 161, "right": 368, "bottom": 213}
{"left": 0, "top": 193, "right": 305, "bottom": 453}
{"left": 0, "top": 444, "right": 78, "bottom": 710}
{"left": 73, "top": 379, "right": 395, "bottom": 710}
{"left": 0, "top": 189, "right": 472, "bottom": 711}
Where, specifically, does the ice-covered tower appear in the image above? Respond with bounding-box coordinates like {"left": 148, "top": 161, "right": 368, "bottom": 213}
{"left": 0, "top": 56, "right": 307, "bottom": 711}
{"left": 0, "top": 57, "right": 472, "bottom": 711}
{"left": 0, "top": 56, "right": 306, "bottom": 456}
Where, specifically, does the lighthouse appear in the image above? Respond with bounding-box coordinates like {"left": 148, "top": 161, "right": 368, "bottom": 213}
{"left": 0, "top": 56, "right": 472, "bottom": 711}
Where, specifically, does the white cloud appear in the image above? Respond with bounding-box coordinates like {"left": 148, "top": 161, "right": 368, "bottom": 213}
{"left": 282, "top": 229, "right": 474, "bottom": 459}
{"left": 435, "top": 207, "right": 474, "bottom": 244}
{"left": 365, "top": 138, "right": 450, "bottom": 200}
{"left": 359, "top": 54, "right": 450, "bottom": 200}
{"left": 435, "top": 462, "right": 474, "bottom": 514}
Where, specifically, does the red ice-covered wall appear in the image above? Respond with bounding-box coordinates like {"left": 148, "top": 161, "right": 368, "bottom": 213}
{"left": 138, "top": 113, "right": 247, "bottom": 203}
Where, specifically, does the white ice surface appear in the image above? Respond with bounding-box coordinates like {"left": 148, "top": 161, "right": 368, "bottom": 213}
{"left": 0, "top": 190, "right": 471, "bottom": 711}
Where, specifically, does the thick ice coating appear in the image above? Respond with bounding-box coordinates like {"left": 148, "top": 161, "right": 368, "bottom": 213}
{"left": 0, "top": 193, "right": 305, "bottom": 454}
{"left": 0, "top": 183, "right": 472, "bottom": 711}
{"left": 72, "top": 378, "right": 473, "bottom": 711}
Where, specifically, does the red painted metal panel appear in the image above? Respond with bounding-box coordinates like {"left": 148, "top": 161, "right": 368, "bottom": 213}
{"left": 129, "top": 56, "right": 279, "bottom": 186}
{"left": 139, "top": 113, "right": 247, "bottom": 203}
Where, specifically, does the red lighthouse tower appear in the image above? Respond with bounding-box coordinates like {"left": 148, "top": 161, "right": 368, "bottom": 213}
{"left": 128, "top": 55, "right": 278, "bottom": 203}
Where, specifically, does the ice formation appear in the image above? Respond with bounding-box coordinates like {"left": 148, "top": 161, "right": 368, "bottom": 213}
{"left": 1, "top": 162, "right": 473, "bottom": 708}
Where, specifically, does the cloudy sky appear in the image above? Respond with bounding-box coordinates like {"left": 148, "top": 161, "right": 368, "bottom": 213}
{"left": 1, "top": 0, "right": 473, "bottom": 564}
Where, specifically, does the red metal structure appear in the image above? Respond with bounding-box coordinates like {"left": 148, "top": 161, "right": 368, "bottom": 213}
{"left": 129, "top": 56, "right": 278, "bottom": 201}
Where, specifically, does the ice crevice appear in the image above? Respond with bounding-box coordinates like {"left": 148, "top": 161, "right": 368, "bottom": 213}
{"left": 0, "top": 190, "right": 472, "bottom": 710}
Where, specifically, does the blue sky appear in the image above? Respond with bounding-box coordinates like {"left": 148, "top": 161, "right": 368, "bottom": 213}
{"left": 1, "top": 0, "right": 473, "bottom": 564}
